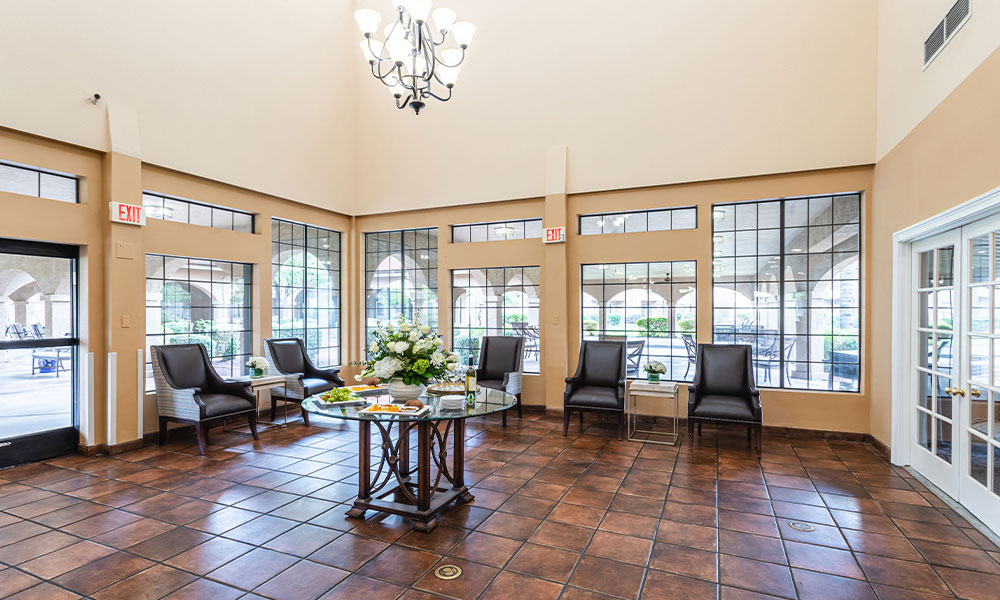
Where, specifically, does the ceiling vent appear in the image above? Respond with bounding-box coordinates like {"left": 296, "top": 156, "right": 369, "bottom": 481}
{"left": 924, "top": 0, "right": 972, "bottom": 68}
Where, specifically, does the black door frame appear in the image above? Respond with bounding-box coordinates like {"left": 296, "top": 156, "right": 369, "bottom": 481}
{"left": 0, "top": 238, "right": 80, "bottom": 468}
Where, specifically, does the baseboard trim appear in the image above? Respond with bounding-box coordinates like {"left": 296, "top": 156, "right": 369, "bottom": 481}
{"left": 864, "top": 434, "right": 891, "bottom": 462}
{"left": 77, "top": 438, "right": 145, "bottom": 456}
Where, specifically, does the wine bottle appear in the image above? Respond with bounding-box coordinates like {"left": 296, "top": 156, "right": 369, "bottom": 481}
{"left": 465, "top": 356, "right": 477, "bottom": 405}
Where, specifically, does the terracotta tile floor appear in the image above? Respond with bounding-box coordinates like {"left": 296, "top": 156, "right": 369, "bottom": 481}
{"left": 2, "top": 411, "right": 999, "bottom": 600}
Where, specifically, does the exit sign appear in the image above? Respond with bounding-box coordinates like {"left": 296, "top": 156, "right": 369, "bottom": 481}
{"left": 543, "top": 227, "right": 565, "bottom": 243}
{"left": 110, "top": 202, "right": 145, "bottom": 226}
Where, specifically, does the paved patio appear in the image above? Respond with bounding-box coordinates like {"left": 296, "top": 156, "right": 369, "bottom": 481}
{"left": 0, "top": 350, "right": 72, "bottom": 440}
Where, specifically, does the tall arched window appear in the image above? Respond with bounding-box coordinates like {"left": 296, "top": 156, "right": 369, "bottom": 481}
{"left": 364, "top": 228, "right": 438, "bottom": 351}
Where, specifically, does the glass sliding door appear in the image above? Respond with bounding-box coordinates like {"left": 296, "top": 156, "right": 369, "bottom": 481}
{"left": 0, "top": 239, "right": 79, "bottom": 467}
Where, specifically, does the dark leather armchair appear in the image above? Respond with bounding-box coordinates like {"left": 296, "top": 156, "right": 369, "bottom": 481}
{"left": 150, "top": 344, "right": 258, "bottom": 455}
{"left": 563, "top": 341, "right": 626, "bottom": 439}
{"left": 476, "top": 336, "right": 524, "bottom": 428}
{"left": 687, "top": 344, "right": 762, "bottom": 457}
{"left": 264, "top": 338, "right": 344, "bottom": 426}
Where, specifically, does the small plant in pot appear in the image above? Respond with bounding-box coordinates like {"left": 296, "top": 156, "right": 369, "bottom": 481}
{"left": 353, "top": 314, "right": 459, "bottom": 401}
{"left": 642, "top": 360, "right": 667, "bottom": 383}
{"left": 246, "top": 356, "right": 268, "bottom": 377}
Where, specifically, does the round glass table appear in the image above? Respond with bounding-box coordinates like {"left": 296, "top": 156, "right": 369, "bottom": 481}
{"left": 302, "top": 387, "right": 517, "bottom": 532}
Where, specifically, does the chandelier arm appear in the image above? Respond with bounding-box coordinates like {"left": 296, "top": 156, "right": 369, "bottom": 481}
{"left": 433, "top": 46, "right": 466, "bottom": 68}
{"left": 424, "top": 86, "right": 453, "bottom": 103}
{"left": 365, "top": 37, "right": 390, "bottom": 62}
{"left": 395, "top": 93, "right": 413, "bottom": 110}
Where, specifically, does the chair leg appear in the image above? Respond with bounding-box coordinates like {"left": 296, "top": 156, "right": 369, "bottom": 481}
{"left": 270, "top": 397, "right": 278, "bottom": 422}
{"left": 579, "top": 411, "right": 584, "bottom": 424}
{"left": 158, "top": 417, "right": 168, "bottom": 446}
{"left": 502, "top": 410, "right": 507, "bottom": 428}
{"left": 688, "top": 419, "right": 695, "bottom": 449}
{"left": 562, "top": 410, "right": 570, "bottom": 436}
{"left": 516, "top": 394, "right": 522, "bottom": 419}
{"left": 618, "top": 413, "right": 624, "bottom": 441}
{"left": 755, "top": 424, "right": 763, "bottom": 458}
{"left": 747, "top": 427, "right": 752, "bottom": 443}
{"left": 301, "top": 403, "right": 310, "bottom": 427}
{"left": 194, "top": 423, "right": 208, "bottom": 456}
{"left": 248, "top": 412, "right": 259, "bottom": 441}
{"left": 698, "top": 423, "right": 702, "bottom": 435}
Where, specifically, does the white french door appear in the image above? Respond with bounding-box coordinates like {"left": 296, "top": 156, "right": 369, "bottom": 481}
{"left": 910, "top": 213, "right": 1000, "bottom": 534}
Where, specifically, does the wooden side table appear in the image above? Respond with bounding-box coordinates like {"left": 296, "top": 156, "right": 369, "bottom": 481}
{"left": 627, "top": 380, "right": 680, "bottom": 445}
{"left": 228, "top": 374, "right": 289, "bottom": 430}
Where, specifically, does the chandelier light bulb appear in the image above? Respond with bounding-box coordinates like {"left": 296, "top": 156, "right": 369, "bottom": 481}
{"left": 438, "top": 65, "right": 460, "bottom": 86}
{"left": 407, "top": 0, "right": 432, "bottom": 23}
{"left": 384, "top": 23, "right": 404, "bottom": 40}
{"left": 353, "top": 9, "right": 382, "bottom": 36}
{"left": 432, "top": 7, "right": 456, "bottom": 31}
{"left": 451, "top": 21, "right": 475, "bottom": 47}
{"left": 386, "top": 38, "right": 411, "bottom": 64}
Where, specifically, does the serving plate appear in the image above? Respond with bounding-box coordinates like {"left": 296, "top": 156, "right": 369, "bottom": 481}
{"left": 360, "top": 404, "right": 431, "bottom": 418}
{"left": 427, "top": 382, "right": 478, "bottom": 395}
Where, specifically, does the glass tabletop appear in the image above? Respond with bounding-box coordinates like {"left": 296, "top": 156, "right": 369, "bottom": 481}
{"left": 302, "top": 387, "right": 517, "bottom": 422}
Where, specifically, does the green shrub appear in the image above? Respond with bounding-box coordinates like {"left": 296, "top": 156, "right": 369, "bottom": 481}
{"left": 677, "top": 317, "right": 695, "bottom": 332}
{"left": 607, "top": 314, "right": 621, "bottom": 326}
{"left": 636, "top": 317, "right": 672, "bottom": 338}
{"left": 504, "top": 313, "right": 528, "bottom": 324}
{"left": 583, "top": 319, "right": 599, "bottom": 333}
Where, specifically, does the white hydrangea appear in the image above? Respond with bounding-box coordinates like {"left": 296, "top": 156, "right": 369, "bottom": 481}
{"left": 373, "top": 356, "right": 404, "bottom": 380}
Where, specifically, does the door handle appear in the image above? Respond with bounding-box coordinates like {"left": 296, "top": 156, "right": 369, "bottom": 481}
{"left": 944, "top": 387, "right": 966, "bottom": 397}
{"left": 970, "top": 389, "right": 981, "bottom": 397}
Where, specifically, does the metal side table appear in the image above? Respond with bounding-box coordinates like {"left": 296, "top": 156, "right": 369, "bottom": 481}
{"left": 227, "top": 374, "right": 288, "bottom": 431}
{"left": 627, "top": 380, "right": 680, "bottom": 445}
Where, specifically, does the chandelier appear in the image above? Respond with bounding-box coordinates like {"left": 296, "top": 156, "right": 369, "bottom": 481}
{"left": 354, "top": 1, "right": 475, "bottom": 115}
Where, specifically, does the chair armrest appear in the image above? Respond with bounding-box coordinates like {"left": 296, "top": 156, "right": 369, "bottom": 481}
{"left": 502, "top": 371, "right": 523, "bottom": 396}
{"left": 210, "top": 379, "right": 254, "bottom": 401}
{"left": 564, "top": 376, "right": 582, "bottom": 401}
{"left": 749, "top": 387, "right": 762, "bottom": 422}
{"left": 309, "top": 366, "right": 345, "bottom": 387}
{"left": 687, "top": 384, "right": 698, "bottom": 411}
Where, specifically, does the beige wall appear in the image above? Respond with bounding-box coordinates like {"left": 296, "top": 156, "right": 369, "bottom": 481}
{"left": 0, "top": 0, "right": 358, "bottom": 213}
{"left": 869, "top": 45, "right": 1000, "bottom": 446}
{"left": 877, "top": 0, "right": 1000, "bottom": 159}
{"left": 352, "top": 0, "right": 877, "bottom": 213}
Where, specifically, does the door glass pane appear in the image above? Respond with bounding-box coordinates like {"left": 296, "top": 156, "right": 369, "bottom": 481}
{"left": 919, "top": 251, "right": 934, "bottom": 288}
{"left": 970, "top": 436, "right": 988, "bottom": 486}
{"left": 0, "top": 252, "right": 75, "bottom": 439}
{"left": 936, "top": 420, "right": 952, "bottom": 463}
{"left": 918, "top": 292, "right": 933, "bottom": 328}
{"left": 970, "top": 384, "right": 989, "bottom": 436}
{"left": 937, "top": 376, "right": 951, "bottom": 414}
{"left": 971, "top": 234, "right": 990, "bottom": 283}
{"left": 993, "top": 390, "right": 1000, "bottom": 442}
{"left": 919, "top": 410, "right": 932, "bottom": 452}
{"left": 970, "top": 286, "right": 990, "bottom": 333}
{"left": 970, "top": 337, "right": 989, "bottom": 383}
{"left": 937, "top": 335, "right": 953, "bottom": 375}
{"left": 935, "top": 290, "right": 954, "bottom": 330}
{"left": 937, "top": 247, "right": 954, "bottom": 286}
{"left": 994, "top": 446, "right": 1000, "bottom": 497}
{"left": 918, "top": 371, "right": 933, "bottom": 409}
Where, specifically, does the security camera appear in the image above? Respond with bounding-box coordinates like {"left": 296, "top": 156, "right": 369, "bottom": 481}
{"left": 87, "top": 93, "right": 101, "bottom": 105}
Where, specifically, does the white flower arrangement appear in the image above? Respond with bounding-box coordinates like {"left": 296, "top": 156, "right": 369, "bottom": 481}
{"left": 643, "top": 361, "right": 667, "bottom": 375}
{"left": 352, "top": 314, "right": 459, "bottom": 386}
{"left": 246, "top": 356, "right": 268, "bottom": 371}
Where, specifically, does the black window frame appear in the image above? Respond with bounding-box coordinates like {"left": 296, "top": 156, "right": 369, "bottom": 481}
{"left": 142, "top": 190, "right": 255, "bottom": 233}
{"left": 451, "top": 218, "right": 544, "bottom": 243}
{"left": 578, "top": 206, "right": 697, "bottom": 235}
{"left": 271, "top": 218, "right": 342, "bottom": 368}
{"left": 0, "top": 159, "right": 79, "bottom": 203}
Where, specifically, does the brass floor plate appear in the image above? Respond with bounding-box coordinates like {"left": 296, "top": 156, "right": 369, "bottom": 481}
{"left": 434, "top": 565, "right": 462, "bottom": 580}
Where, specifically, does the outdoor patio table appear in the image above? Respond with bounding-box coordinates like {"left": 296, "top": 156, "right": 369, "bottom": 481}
{"left": 302, "top": 387, "right": 516, "bottom": 532}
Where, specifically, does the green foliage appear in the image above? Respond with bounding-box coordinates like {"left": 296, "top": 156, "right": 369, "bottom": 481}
{"left": 583, "top": 319, "right": 599, "bottom": 334}
{"left": 504, "top": 313, "right": 528, "bottom": 324}
{"left": 607, "top": 314, "right": 622, "bottom": 326}
{"left": 677, "top": 317, "right": 696, "bottom": 332}
{"left": 454, "top": 332, "right": 482, "bottom": 364}
{"left": 636, "top": 317, "right": 672, "bottom": 338}
{"left": 823, "top": 327, "right": 859, "bottom": 355}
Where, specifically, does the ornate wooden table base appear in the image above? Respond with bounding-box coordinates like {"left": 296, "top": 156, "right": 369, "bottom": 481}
{"left": 346, "top": 418, "right": 473, "bottom": 532}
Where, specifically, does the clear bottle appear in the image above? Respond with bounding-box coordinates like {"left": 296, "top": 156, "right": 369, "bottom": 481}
{"left": 464, "top": 357, "right": 477, "bottom": 406}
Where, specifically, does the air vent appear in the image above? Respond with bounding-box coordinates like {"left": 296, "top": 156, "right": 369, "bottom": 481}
{"left": 945, "top": 0, "right": 970, "bottom": 38}
{"left": 924, "top": 22, "right": 945, "bottom": 65}
{"left": 924, "top": 0, "right": 972, "bottom": 68}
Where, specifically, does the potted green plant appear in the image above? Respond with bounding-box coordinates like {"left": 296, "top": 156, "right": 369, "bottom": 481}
{"left": 354, "top": 314, "right": 459, "bottom": 401}
{"left": 642, "top": 361, "right": 667, "bottom": 383}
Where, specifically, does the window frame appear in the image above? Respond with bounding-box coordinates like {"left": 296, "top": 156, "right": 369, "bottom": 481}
{"left": 144, "top": 254, "right": 254, "bottom": 391}
{"left": 578, "top": 206, "right": 697, "bottom": 236}
{"left": 580, "top": 260, "right": 698, "bottom": 382}
{"left": 710, "top": 193, "right": 863, "bottom": 393}
{"left": 451, "top": 218, "right": 543, "bottom": 243}
{"left": 364, "top": 227, "right": 439, "bottom": 350}
{"left": 451, "top": 265, "right": 541, "bottom": 373}
{"left": 271, "top": 218, "right": 342, "bottom": 368}
{"left": 142, "top": 191, "right": 255, "bottom": 233}
{"left": 0, "top": 160, "right": 79, "bottom": 203}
